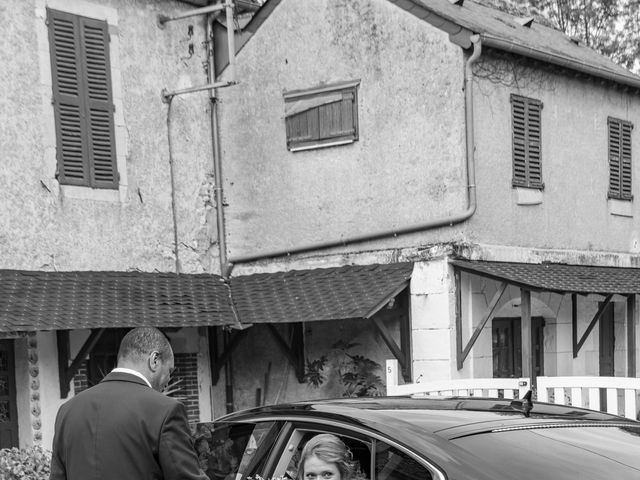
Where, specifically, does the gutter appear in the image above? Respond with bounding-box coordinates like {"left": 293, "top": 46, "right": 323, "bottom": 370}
{"left": 480, "top": 34, "right": 640, "bottom": 91}
{"left": 227, "top": 35, "right": 483, "bottom": 266}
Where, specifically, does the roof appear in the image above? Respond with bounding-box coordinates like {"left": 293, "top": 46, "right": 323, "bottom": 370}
{"left": 216, "top": 0, "right": 640, "bottom": 90}
{"left": 0, "top": 263, "right": 413, "bottom": 333}
{"left": 231, "top": 262, "right": 413, "bottom": 323}
{"left": 451, "top": 259, "right": 640, "bottom": 295}
{"left": 400, "top": 0, "right": 640, "bottom": 89}
{"left": 0, "top": 270, "right": 237, "bottom": 333}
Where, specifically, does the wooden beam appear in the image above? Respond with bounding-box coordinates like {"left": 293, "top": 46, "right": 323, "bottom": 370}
{"left": 57, "top": 329, "right": 105, "bottom": 399}
{"left": 627, "top": 295, "right": 636, "bottom": 377}
{"left": 209, "top": 327, "right": 248, "bottom": 385}
{"left": 56, "top": 330, "right": 71, "bottom": 398}
{"left": 266, "top": 323, "right": 305, "bottom": 382}
{"left": 521, "top": 289, "right": 533, "bottom": 382}
{"left": 459, "top": 282, "right": 508, "bottom": 368}
{"left": 574, "top": 294, "right": 614, "bottom": 357}
{"left": 572, "top": 294, "right": 578, "bottom": 358}
{"left": 455, "top": 271, "right": 463, "bottom": 370}
{"left": 371, "top": 289, "right": 411, "bottom": 382}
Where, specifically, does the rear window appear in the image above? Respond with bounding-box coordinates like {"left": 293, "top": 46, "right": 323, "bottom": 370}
{"left": 451, "top": 425, "right": 640, "bottom": 479}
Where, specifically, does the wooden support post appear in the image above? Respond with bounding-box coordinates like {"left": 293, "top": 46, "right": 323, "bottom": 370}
{"left": 521, "top": 289, "right": 533, "bottom": 383}
{"left": 455, "top": 270, "right": 463, "bottom": 370}
{"left": 57, "top": 330, "right": 71, "bottom": 399}
{"left": 628, "top": 294, "right": 636, "bottom": 377}
{"left": 572, "top": 294, "right": 578, "bottom": 358}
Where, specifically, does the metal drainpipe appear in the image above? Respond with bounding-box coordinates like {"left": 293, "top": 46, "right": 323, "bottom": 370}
{"left": 227, "top": 35, "right": 483, "bottom": 266}
{"left": 207, "top": 14, "right": 231, "bottom": 278}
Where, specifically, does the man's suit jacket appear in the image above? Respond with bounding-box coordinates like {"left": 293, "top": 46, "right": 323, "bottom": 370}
{"left": 49, "top": 371, "right": 209, "bottom": 480}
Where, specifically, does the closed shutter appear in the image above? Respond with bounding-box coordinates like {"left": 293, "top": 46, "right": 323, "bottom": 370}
{"left": 285, "top": 83, "right": 359, "bottom": 151}
{"left": 48, "top": 9, "right": 118, "bottom": 189}
{"left": 608, "top": 117, "right": 633, "bottom": 200}
{"left": 511, "top": 94, "right": 543, "bottom": 189}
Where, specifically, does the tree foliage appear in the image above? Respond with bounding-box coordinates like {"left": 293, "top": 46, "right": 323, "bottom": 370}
{"left": 478, "top": 0, "right": 640, "bottom": 73}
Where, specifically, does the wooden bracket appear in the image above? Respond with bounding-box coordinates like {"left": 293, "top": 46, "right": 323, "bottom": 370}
{"left": 57, "top": 329, "right": 105, "bottom": 398}
{"left": 209, "top": 326, "right": 249, "bottom": 385}
{"left": 457, "top": 281, "right": 508, "bottom": 370}
{"left": 573, "top": 293, "right": 614, "bottom": 358}
{"left": 266, "top": 323, "right": 305, "bottom": 383}
{"left": 371, "top": 288, "right": 411, "bottom": 382}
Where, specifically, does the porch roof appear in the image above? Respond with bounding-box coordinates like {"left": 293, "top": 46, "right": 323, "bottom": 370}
{"left": 0, "top": 263, "right": 414, "bottom": 333}
{"left": 0, "top": 270, "right": 238, "bottom": 333}
{"left": 230, "top": 262, "right": 414, "bottom": 324}
{"left": 451, "top": 259, "right": 640, "bottom": 295}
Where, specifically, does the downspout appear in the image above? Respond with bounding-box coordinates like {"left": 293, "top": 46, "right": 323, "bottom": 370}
{"left": 228, "top": 35, "right": 483, "bottom": 266}
{"left": 207, "top": 14, "right": 231, "bottom": 278}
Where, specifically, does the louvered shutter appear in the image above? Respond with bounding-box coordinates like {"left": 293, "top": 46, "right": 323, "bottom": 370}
{"left": 608, "top": 117, "right": 633, "bottom": 200}
{"left": 48, "top": 9, "right": 118, "bottom": 189}
{"left": 511, "top": 94, "right": 543, "bottom": 189}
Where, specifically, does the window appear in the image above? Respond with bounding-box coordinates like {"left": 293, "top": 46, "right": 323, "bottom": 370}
{"left": 608, "top": 117, "right": 633, "bottom": 200}
{"left": 48, "top": 8, "right": 118, "bottom": 189}
{"left": 375, "top": 441, "right": 434, "bottom": 480}
{"left": 284, "top": 80, "right": 359, "bottom": 152}
{"left": 511, "top": 94, "right": 543, "bottom": 189}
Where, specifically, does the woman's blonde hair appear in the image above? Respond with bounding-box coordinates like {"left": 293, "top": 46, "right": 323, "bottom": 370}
{"left": 297, "top": 434, "right": 358, "bottom": 480}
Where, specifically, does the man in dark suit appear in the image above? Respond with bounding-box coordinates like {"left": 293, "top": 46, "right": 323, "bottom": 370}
{"left": 50, "top": 327, "right": 209, "bottom": 480}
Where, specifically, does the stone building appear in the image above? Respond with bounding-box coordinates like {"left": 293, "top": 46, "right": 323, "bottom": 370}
{"left": 1, "top": 0, "right": 640, "bottom": 450}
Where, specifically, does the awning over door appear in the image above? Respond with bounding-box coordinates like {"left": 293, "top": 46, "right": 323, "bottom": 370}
{"left": 0, "top": 270, "right": 238, "bottom": 333}
{"left": 450, "top": 259, "right": 640, "bottom": 295}
{"left": 231, "top": 262, "right": 414, "bottom": 324}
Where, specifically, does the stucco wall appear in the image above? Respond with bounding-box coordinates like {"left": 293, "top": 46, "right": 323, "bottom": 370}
{"left": 211, "top": 318, "right": 398, "bottom": 416}
{"left": 471, "top": 53, "right": 640, "bottom": 254}
{"left": 216, "top": 0, "right": 640, "bottom": 263}
{"left": 217, "top": 0, "right": 467, "bottom": 260}
{"left": 0, "top": 0, "right": 219, "bottom": 274}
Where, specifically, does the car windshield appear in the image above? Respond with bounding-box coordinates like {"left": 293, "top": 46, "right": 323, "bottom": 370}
{"left": 451, "top": 424, "right": 640, "bottom": 479}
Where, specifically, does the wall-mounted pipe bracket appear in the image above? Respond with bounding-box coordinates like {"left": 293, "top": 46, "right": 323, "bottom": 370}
{"left": 161, "top": 81, "right": 236, "bottom": 103}
{"left": 157, "top": 2, "right": 233, "bottom": 29}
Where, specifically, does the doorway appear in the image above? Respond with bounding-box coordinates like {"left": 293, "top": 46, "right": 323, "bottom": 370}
{"left": 492, "top": 317, "right": 545, "bottom": 381}
{"left": 0, "top": 340, "right": 19, "bottom": 448}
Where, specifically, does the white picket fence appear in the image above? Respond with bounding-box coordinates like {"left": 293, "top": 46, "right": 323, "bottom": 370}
{"left": 386, "top": 359, "right": 530, "bottom": 399}
{"left": 386, "top": 359, "right": 640, "bottom": 420}
{"left": 537, "top": 376, "right": 640, "bottom": 420}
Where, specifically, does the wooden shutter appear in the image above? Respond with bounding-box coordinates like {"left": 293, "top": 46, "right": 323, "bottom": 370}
{"left": 48, "top": 9, "right": 118, "bottom": 189}
{"left": 285, "top": 85, "right": 358, "bottom": 151}
{"left": 608, "top": 117, "right": 633, "bottom": 200}
{"left": 511, "top": 94, "right": 543, "bottom": 189}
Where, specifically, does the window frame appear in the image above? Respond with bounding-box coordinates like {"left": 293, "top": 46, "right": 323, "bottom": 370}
{"left": 510, "top": 94, "right": 544, "bottom": 190}
{"left": 607, "top": 116, "right": 633, "bottom": 201}
{"left": 284, "top": 80, "right": 360, "bottom": 152}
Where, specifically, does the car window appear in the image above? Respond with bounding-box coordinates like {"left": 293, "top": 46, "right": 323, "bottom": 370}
{"left": 196, "top": 421, "right": 282, "bottom": 480}
{"left": 273, "top": 429, "right": 372, "bottom": 480}
{"left": 374, "top": 441, "right": 433, "bottom": 480}
{"left": 451, "top": 425, "right": 640, "bottom": 479}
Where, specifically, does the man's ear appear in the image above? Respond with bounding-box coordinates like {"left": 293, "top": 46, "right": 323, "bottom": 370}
{"left": 148, "top": 351, "right": 161, "bottom": 372}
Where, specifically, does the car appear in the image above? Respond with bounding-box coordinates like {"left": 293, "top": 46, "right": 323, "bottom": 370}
{"left": 194, "top": 396, "right": 640, "bottom": 480}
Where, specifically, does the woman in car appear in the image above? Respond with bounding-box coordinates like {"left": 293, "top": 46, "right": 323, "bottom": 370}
{"left": 297, "top": 434, "right": 365, "bottom": 480}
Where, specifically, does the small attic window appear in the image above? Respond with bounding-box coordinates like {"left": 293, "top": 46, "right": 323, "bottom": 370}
{"left": 284, "top": 80, "right": 360, "bottom": 152}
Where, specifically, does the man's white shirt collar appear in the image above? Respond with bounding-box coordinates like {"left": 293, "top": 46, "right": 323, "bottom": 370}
{"left": 111, "top": 367, "right": 152, "bottom": 388}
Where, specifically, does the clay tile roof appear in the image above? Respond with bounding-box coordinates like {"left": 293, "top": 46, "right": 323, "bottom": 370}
{"left": 231, "top": 262, "right": 414, "bottom": 324}
{"left": 0, "top": 270, "right": 237, "bottom": 333}
{"left": 451, "top": 259, "right": 640, "bottom": 294}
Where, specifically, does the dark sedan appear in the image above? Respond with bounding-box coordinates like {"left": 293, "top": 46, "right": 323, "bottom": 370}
{"left": 194, "top": 396, "right": 640, "bottom": 480}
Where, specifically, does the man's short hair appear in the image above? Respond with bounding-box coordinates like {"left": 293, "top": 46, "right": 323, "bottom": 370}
{"left": 117, "top": 327, "right": 173, "bottom": 363}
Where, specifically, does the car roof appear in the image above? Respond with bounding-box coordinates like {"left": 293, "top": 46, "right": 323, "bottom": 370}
{"left": 216, "top": 396, "right": 638, "bottom": 440}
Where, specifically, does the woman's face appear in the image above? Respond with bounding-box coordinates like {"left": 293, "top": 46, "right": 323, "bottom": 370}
{"left": 302, "top": 454, "right": 341, "bottom": 480}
